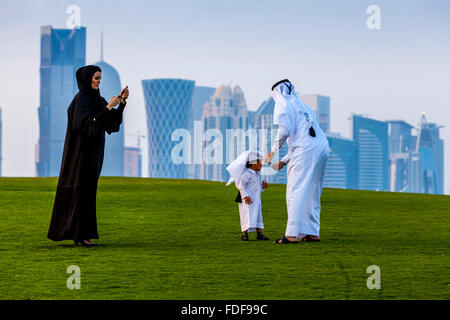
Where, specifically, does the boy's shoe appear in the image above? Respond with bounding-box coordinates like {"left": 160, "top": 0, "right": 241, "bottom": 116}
{"left": 241, "top": 232, "right": 249, "bottom": 241}
{"left": 257, "top": 233, "right": 270, "bottom": 241}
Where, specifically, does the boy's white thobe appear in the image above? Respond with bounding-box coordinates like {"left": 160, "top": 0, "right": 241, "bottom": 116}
{"left": 237, "top": 168, "right": 264, "bottom": 232}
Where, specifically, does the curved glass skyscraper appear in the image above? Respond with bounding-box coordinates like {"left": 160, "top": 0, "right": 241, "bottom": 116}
{"left": 142, "top": 79, "right": 195, "bottom": 179}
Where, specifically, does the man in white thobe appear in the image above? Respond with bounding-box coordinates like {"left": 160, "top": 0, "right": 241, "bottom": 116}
{"left": 265, "top": 79, "right": 329, "bottom": 244}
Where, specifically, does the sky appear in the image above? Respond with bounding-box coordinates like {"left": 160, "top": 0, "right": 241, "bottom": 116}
{"left": 0, "top": 0, "right": 449, "bottom": 193}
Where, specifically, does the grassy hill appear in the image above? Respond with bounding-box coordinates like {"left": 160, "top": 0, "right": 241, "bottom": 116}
{"left": 0, "top": 177, "right": 448, "bottom": 300}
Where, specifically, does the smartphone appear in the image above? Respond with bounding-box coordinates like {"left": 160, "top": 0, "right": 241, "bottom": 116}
{"left": 119, "top": 86, "right": 128, "bottom": 97}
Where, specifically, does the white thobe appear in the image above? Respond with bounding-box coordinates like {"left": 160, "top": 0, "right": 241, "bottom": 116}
{"left": 272, "top": 121, "right": 329, "bottom": 237}
{"left": 237, "top": 168, "right": 264, "bottom": 232}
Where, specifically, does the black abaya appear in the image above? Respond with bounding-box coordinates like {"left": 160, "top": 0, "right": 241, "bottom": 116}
{"left": 47, "top": 65, "right": 125, "bottom": 241}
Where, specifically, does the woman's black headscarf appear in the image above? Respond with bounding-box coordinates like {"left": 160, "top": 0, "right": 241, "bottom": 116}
{"left": 76, "top": 65, "right": 104, "bottom": 108}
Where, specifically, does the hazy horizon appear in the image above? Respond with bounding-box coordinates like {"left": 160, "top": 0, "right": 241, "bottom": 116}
{"left": 0, "top": 0, "right": 449, "bottom": 193}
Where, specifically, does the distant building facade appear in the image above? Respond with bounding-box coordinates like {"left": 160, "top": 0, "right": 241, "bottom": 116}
{"left": 142, "top": 78, "right": 195, "bottom": 179}
{"left": 124, "top": 147, "right": 142, "bottom": 177}
{"left": 201, "top": 85, "right": 249, "bottom": 182}
{"left": 388, "top": 121, "right": 415, "bottom": 192}
{"left": 188, "top": 86, "right": 216, "bottom": 179}
{"left": 299, "top": 94, "right": 330, "bottom": 134}
{"left": 387, "top": 116, "right": 444, "bottom": 195}
{"left": 253, "top": 97, "right": 288, "bottom": 184}
{"left": 352, "top": 115, "right": 389, "bottom": 191}
{"left": 324, "top": 133, "right": 358, "bottom": 189}
{"left": 37, "top": 26, "right": 86, "bottom": 177}
{"left": 416, "top": 115, "right": 444, "bottom": 194}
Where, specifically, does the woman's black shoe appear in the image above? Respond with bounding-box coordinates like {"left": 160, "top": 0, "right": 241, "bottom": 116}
{"left": 241, "top": 232, "right": 249, "bottom": 241}
{"left": 74, "top": 240, "right": 99, "bottom": 248}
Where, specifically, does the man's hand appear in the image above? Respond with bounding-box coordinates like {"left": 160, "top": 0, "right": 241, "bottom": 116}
{"left": 265, "top": 152, "right": 274, "bottom": 164}
{"left": 243, "top": 197, "right": 253, "bottom": 204}
{"left": 271, "top": 161, "right": 286, "bottom": 171}
{"left": 262, "top": 180, "right": 268, "bottom": 189}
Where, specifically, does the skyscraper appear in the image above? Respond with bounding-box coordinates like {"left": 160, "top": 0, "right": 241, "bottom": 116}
{"left": 387, "top": 120, "right": 415, "bottom": 192}
{"left": 124, "top": 147, "right": 142, "bottom": 177}
{"left": 201, "top": 85, "right": 249, "bottom": 182}
{"left": 247, "top": 110, "right": 256, "bottom": 130}
{"left": 188, "top": 86, "right": 215, "bottom": 179}
{"left": 36, "top": 26, "right": 86, "bottom": 177}
{"left": 407, "top": 150, "right": 422, "bottom": 193}
{"left": 416, "top": 114, "right": 444, "bottom": 194}
{"left": 142, "top": 78, "right": 195, "bottom": 179}
{"left": 299, "top": 94, "right": 330, "bottom": 133}
{"left": 93, "top": 33, "right": 125, "bottom": 176}
{"left": 352, "top": 115, "right": 389, "bottom": 191}
{"left": 190, "top": 86, "right": 216, "bottom": 128}
{"left": 324, "top": 133, "right": 358, "bottom": 189}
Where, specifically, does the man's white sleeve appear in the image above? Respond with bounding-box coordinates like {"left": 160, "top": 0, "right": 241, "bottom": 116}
{"left": 281, "top": 153, "right": 290, "bottom": 164}
{"left": 271, "top": 125, "right": 289, "bottom": 155}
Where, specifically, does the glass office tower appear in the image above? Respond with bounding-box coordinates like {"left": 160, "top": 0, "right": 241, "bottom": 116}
{"left": 417, "top": 115, "right": 444, "bottom": 194}
{"left": 201, "top": 85, "right": 248, "bottom": 182}
{"left": 387, "top": 120, "right": 415, "bottom": 192}
{"left": 324, "top": 133, "right": 358, "bottom": 189}
{"left": 188, "top": 86, "right": 216, "bottom": 179}
{"left": 142, "top": 78, "right": 195, "bottom": 179}
{"left": 36, "top": 26, "right": 86, "bottom": 177}
{"left": 352, "top": 115, "right": 389, "bottom": 191}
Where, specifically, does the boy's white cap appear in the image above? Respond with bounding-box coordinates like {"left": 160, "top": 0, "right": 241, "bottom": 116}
{"left": 226, "top": 150, "right": 263, "bottom": 187}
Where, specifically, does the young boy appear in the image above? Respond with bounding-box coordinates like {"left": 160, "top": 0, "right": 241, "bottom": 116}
{"left": 226, "top": 151, "right": 269, "bottom": 241}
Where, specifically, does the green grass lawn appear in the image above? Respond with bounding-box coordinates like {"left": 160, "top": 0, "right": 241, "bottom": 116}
{"left": 0, "top": 177, "right": 449, "bottom": 300}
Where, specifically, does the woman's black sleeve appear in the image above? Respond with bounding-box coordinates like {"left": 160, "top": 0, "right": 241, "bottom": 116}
{"left": 71, "top": 96, "right": 111, "bottom": 138}
{"left": 104, "top": 102, "right": 126, "bottom": 135}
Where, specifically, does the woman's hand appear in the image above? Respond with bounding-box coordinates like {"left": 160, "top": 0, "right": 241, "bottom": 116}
{"left": 120, "top": 85, "right": 129, "bottom": 104}
{"left": 107, "top": 96, "right": 121, "bottom": 110}
{"left": 265, "top": 152, "right": 274, "bottom": 164}
{"left": 271, "top": 161, "right": 286, "bottom": 171}
{"left": 262, "top": 180, "right": 268, "bottom": 189}
{"left": 243, "top": 197, "right": 253, "bottom": 204}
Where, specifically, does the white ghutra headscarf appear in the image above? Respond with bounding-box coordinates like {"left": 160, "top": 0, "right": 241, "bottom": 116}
{"left": 271, "top": 80, "right": 317, "bottom": 140}
{"left": 226, "top": 150, "right": 263, "bottom": 187}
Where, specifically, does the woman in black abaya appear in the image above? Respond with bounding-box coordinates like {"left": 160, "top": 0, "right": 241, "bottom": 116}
{"left": 47, "top": 65, "right": 129, "bottom": 247}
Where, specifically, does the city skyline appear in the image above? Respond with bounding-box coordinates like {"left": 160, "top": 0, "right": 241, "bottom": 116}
{"left": 0, "top": 0, "right": 449, "bottom": 193}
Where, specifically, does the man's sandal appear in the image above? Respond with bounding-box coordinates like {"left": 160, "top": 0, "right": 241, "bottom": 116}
{"left": 273, "top": 236, "right": 298, "bottom": 244}
{"left": 300, "top": 235, "right": 320, "bottom": 242}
